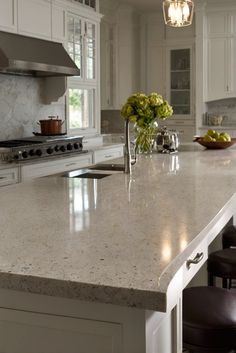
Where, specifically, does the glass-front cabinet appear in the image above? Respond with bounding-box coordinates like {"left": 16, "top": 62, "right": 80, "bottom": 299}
{"left": 67, "top": 13, "right": 97, "bottom": 81}
{"left": 167, "top": 47, "right": 192, "bottom": 119}
{"left": 66, "top": 11, "right": 99, "bottom": 134}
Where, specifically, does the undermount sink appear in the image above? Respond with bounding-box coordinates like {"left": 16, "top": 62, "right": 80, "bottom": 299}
{"left": 89, "top": 163, "right": 125, "bottom": 172}
{"left": 62, "top": 165, "right": 124, "bottom": 179}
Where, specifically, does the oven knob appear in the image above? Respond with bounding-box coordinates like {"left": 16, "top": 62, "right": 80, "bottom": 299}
{"left": 60, "top": 145, "right": 66, "bottom": 152}
{"left": 74, "top": 143, "right": 79, "bottom": 149}
{"left": 35, "top": 149, "right": 42, "bottom": 156}
{"left": 67, "top": 143, "right": 73, "bottom": 151}
{"left": 79, "top": 143, "right": 83, "bottom": 148}
{"left": 47, "top": 147, "right": 53, "bottom": 155}
{"left": 54, "top": 145, "right": 60, "bottom": 152}
{"left": 22, "top": 151, "right": 28, "bottom": 159}
{"left": 29, "top": 149, "right": 35, "bottom": 156}
{"left": 14, "top": 154, "right": 19, "bottom": 160}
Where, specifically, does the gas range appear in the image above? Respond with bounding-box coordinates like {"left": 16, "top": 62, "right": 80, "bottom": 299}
{"left": 0, "top": 135, "right": 87, "bottom": 162}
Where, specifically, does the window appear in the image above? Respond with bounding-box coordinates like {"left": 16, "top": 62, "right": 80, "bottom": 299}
{"left": 68, "top": 87, "right": 95, "bottom": 130}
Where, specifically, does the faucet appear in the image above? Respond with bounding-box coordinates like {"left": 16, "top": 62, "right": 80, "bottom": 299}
{"left": 124, "top": 120, "right": 137, "bottom": 174}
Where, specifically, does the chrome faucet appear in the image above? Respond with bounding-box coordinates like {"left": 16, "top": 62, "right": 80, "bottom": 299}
{"left": 124, "top": 120, "right": 137, "bottom": 174}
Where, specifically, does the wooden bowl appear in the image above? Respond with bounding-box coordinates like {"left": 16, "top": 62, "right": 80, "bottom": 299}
{"left": 194, "top": 137, "right": 236, "bottom": 149}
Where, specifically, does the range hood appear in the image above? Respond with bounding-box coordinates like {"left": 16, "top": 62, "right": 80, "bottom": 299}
{"left": 0, "top": 31, "right": 80, "bottom": 77}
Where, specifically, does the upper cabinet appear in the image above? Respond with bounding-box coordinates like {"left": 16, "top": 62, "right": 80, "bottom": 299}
{"left": 0, "top": 0, "right": 100, "bottom": 43}
{"left": 18, "top": 0, "right": 51, "bottom": 40}
{"left": 206, "top": 11, "right": 236, "bottom": 101}
{"left": 52, "top": 3, "right": 66, "bottom": 43}
{"left": 167, "top": 47, "right": 192, "bottom": 118}
{"left": 0, "top": 0, "right": 17, "bottom": 32}
{"left": 67, "top": 13, "right": 97, "bottom": 81}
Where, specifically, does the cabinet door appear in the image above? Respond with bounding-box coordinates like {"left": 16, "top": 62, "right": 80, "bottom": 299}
{"left": 0, "top": 0, "right": 17, "bottom": 32}
{"left": 207, "top": 38, "right": 228, "bottom": 101}
{"left": 18, "top": 0, "right": 51, "bottom": 40}
{"left": 21, "top": 154, "right": 93, "bottom": 181}
{"left": 167, "top": 47, "right": 192, "bottom": 119}
{"left": 85, "top": 20, "right": 97, "bottom": 80}
{"left": 0, "top": 307, "right": 122, "bottom": 353}
{"left": 93, "top": 146, "right": 123, "bottom": 164}
{"left": 228, "top": 37, "right": 236, "bottom": 96}
{"left": 67, "top": 13, "right": 83, "bottom": 79}
{"left": 0, "top": 167, "right": 19, "bottom": 187}
{"left": 52, "top": 4, "right": 66, "bottom": 43}
{"left": 100, "top": 21, "right": 115, "bottom": 109}
{"left": 207, "top": 12, "right": 228, "bottom": 37}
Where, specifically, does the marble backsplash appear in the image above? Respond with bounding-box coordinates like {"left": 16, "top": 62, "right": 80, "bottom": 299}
{"left": 101, "top": 110, "right": 124, "bottom": 134}
{"left": 0, "top": 75, "right": 65, "bottom": 140}
{"left": 206, "top": 98, "right": 236, "bottom": 126}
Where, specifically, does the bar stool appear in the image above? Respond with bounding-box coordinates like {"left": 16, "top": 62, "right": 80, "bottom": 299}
{"left": 183, "top": 286, "right": 236, "bottom": 353}
{"left": 207, "top": 248, "right": 236, "bottom": 288}
{"left": 207, "top": 225, "right": 236, "bottom": 289}
{"left": 222, "top": 225, "right": 236, "bottom": 248}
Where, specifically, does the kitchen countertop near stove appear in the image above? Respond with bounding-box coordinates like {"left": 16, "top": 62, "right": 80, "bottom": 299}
{"left": 0, "top": 148, "right": 236, "bottom": 311}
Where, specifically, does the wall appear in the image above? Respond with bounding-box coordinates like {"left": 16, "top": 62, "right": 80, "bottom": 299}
{"left": 0, "top": 75, "right": 65, "bottom": 140}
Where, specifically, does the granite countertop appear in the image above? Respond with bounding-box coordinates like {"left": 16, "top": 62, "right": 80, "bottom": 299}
{"left": 0, "top": 148, "right": 236, "bottom": 311}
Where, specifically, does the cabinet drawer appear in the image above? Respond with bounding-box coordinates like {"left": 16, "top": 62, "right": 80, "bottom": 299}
{"left": 0, "top": 167, "right": 19, "bottom": 187}
{"left": 183, "top": 238, "right": 208, "bottom": 288}
{"left": 0, "top": 307, "right": 122, "bottom": 353}
{"left": 93, "top": 146, "right": 123, "bottom": 164}
{"left": 21, "top": 154, "right": 93, "bottom": 181}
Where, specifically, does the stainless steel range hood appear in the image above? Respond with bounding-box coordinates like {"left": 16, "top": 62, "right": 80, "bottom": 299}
{"left": 0, "top": 31, "right": 80, "bottom": 77}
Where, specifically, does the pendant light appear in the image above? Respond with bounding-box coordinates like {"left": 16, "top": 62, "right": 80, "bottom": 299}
{"left": 163, "top": 0, "right": 194, "bottom": 27}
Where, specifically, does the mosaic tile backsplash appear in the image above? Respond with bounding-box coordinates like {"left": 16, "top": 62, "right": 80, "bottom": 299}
{"left": 0, "top": 75, "right": 65, "bottom": 140}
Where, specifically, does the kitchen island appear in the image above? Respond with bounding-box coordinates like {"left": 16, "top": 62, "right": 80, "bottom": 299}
{"left": 0, "top": 147, "right": 236, "bottom": 353}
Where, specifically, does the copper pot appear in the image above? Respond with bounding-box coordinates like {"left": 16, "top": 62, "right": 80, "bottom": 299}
{"left": 38, "top": 116, "right": 64, "bottom": 135}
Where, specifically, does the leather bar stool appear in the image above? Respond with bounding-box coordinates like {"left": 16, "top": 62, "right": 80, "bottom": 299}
{"left": 222, "top": 225, "right": 236, "bottom": 248}
{"left": 207, "top": 248, "right": 236, "bottom": 288}
{"left": 183, "top": 286, "right": 236, "bottom": 353}
{"left": 207, "top": 225, "right": 236, "bottom": 289}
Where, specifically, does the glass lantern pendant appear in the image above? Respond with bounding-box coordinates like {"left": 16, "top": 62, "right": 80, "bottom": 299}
{"left": 163, "top": 0, "right": 194, "bottom": 27}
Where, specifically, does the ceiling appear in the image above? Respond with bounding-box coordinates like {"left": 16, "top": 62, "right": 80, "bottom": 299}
{"left": 121, "top": 0, "right": 162, "bottom": 12}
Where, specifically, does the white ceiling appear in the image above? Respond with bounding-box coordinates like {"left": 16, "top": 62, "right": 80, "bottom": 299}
{"left": 121, "top": 0, "right": 162, "bottom": 12}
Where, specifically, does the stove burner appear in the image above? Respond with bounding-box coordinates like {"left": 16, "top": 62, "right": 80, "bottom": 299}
{"left": 0, "top": 136, "right": 85, "bottom": 162}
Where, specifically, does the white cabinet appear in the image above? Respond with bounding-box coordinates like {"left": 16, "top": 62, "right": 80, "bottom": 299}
{"left": 100, "top": 21, "right": 116, "bottom": 109}
{"left": 0, "top": 0, "right": 17, "bottom": 32}
{"left": 0, "top": 307, "right": 122, "bottom": 353}
{"left": 0, "top": 166, "right": 19, "bottom": 187}
{"left": 52, "top": 3, "right": 66, "bottom": 43}
{"left": 166, "top": 46, "right": 193, "bottom": 119}
{"left": 18, "top": 0, "right": 52, "bottom": 40}
{"left": 93, "top": 145, "right": 123, "bottom": 164}
{"left": 206, "top": 11, "right": 236, "bottom": 101}
{"left": 67, "top": 12, "right": 97, "bottom": 81}
{"left": 21, "top": 153, "right": 93, "bottom": 181}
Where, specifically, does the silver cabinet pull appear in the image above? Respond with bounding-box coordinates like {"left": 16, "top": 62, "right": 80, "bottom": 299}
{"left": 105, "top": 155, "right": 112, "bottom": 158}
{"left": 0, "top": 176, "right": 7, "bottom": 179}
{"left": 186, "top": 252, "right": 204, "bottom": 270}
{"left": 65, "top": 163, "right": 77, "bottom": 167}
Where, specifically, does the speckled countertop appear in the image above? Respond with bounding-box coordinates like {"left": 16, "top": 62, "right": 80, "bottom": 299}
{"left": 1, "top": 147, "right": 236, "bottom": 311}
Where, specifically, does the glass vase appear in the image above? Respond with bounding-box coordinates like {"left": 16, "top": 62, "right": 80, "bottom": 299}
{"left": 135, "top": 122, "right": 158, "bottom": 154}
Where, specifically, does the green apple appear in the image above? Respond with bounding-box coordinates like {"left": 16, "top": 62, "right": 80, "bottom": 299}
{"left": 203, "top": 134, "right": 216, "bottom": 142}
{"left": 207, "top": 129, "right": 216, "bottom": 137}
{"left": 220, "top": 132, "right": 231, "bottom": 141}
